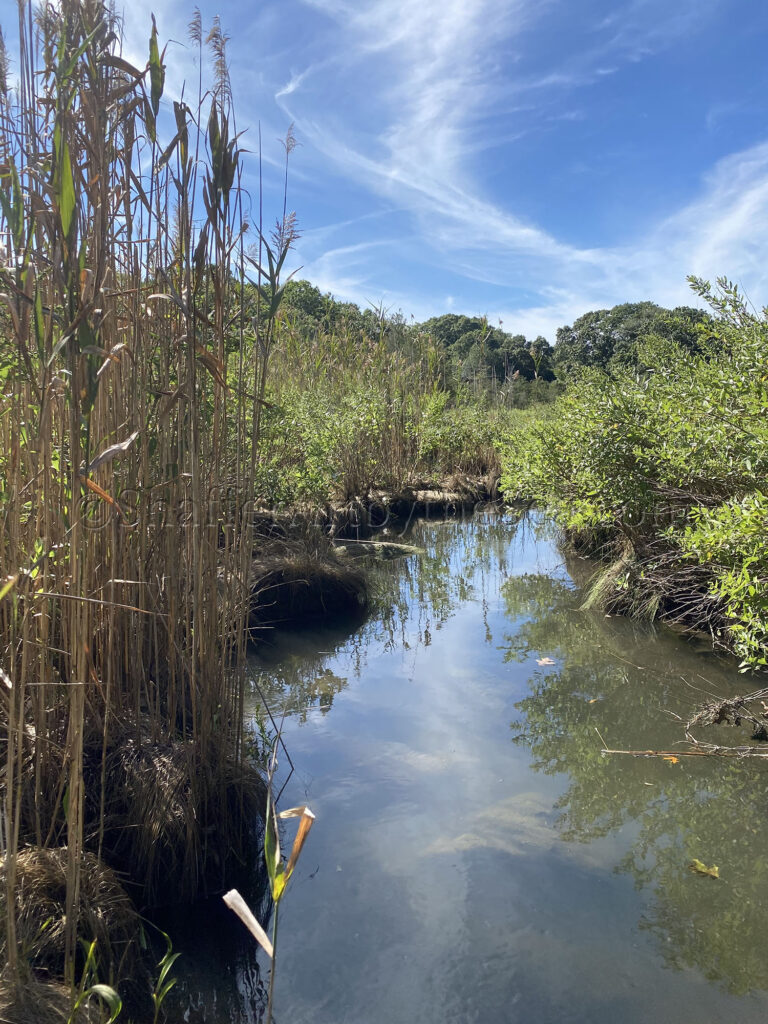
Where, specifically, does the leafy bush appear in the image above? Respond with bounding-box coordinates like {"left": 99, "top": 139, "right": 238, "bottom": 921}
{"left": 680, "top": 493, "right": 768, "bottom": 667}
{"left": 500, "top": 278, "right": 768, "bottom": 669}
{"left": 255, "top": 321, "right": 536, "bottom": 505}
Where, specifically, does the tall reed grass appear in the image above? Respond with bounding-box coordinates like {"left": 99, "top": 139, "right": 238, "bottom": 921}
{"left": 258, "top": 318, "right": 524, "bottom": 506}
{"left": 0, "top": 0, "right": 294, "bottom": 990}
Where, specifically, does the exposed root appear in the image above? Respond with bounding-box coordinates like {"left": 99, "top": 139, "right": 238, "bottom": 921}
{"left": 572, "top": 532, "right": 728, "bottom": 643}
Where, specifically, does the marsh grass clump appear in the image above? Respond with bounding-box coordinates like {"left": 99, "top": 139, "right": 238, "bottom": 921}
{"left": 89, "top": 737, "right": 267, "bottom": 905}
{"left": 0, "top": 976, "right": 104, "bottom": 1024}
{"left": 249, "top": 552, "right": 369, "bottom": 633}
{"left": 0, "top": 848, "right": 140, "bottom": 983}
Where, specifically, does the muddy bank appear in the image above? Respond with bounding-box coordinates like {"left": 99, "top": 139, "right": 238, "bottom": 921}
{"left": 246, "top": 474, "right": 500, "bottom": 544}
{"left": 329, "top": 474, "right": 499, "bottom": 538}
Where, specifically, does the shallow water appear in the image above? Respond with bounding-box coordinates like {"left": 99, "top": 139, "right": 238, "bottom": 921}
{"left": 170, "top": 512, "right": 768, "bottom": 1023}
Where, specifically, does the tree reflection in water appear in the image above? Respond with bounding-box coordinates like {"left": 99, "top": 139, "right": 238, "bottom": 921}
{"left": 247, "top": 509, "right": 524, "bottom": 722}
{"left": 504, "top": 565, "right": 768, "bottom": 996}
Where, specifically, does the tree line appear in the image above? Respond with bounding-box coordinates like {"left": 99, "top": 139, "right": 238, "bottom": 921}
{"left": 279, "top": 280, "right": 715, "bottom": 403}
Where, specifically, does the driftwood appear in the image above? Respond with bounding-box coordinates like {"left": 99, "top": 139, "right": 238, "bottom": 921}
{"left": 686, "top": 687, "right": 768, "bottom": 741}
{"left": 601, "top": 745, "right": 768, "bottom": 759}
{"left": 597, "top": 684, "right": 768, "bottom": 761}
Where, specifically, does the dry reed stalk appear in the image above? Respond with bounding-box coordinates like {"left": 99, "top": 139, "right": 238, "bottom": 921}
{"left": 0, "top": 0, "right": 295, "bottom": 991}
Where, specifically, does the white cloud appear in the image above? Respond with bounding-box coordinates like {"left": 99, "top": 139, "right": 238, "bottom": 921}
{"left": 269, "top": 0, "right": 768, "bottom": 338}
{"left": 8, "top": 0, "right": 758, "bottom": 341}
{"left": 294, "top": 136, "right": 768, "bottom": 339}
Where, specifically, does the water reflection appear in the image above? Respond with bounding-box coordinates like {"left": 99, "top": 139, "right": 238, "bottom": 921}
{"left": 246, "top": 510, "right": 526, "bottom": 723}
{"left": 151, "top": 895, "right": 268, "bottom": 1024}
{"left": 505, "top": 567, "right": 768, "bottom": 995}
{"left": 171, "top": 512, "right": 768, "bottom": 1023}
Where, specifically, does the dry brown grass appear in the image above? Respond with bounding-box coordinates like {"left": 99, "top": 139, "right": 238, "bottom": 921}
{"left": 0, "top": 975, "right": 103, "bottom": 1024}
{"left": 0, "top": 848, "right": 139, "bottom": 981}
{"left": 0, "top": 0, "right": 295, "bottom": 988}
{"left": 90, "top": 735, "right": 266, "bottom": 904}
{"left": 249, "top": 553, "right": 368, "bottom": 635}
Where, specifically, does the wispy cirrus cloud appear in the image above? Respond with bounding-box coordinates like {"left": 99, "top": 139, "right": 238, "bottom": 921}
{"left": 5, "top": 0, "right": 765, "bottom": 339}
{"left": 269, "top": 0, "right": 768, "bottom": 336}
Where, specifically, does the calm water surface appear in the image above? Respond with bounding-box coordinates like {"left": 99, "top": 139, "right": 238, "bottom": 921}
{"left": 173, "top": 512, "right": 768, "bottom": 1023}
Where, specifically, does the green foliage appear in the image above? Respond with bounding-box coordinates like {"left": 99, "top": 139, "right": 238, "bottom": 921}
{"left": 259, "top": 379, "right": 406, "bottom": 504}
{"left": 501, "top": 278, "right": 768, "bottom": 668}
{"left": 422, "top": 313, "right": 556, "bottom": 387}
{"left": 151, "top": 930, "right": 180, "bottom": 1024}
{"left": 553, "top": 301, "right": 714, "bottom": 375}
{"left": 253, "top": 318, "right": 530, "bottom": 507}
{"left": 680, "top": 492, "right": 768, "bottom": 667}
{"left": 416, "top": 389, "right": 524, "bottom": 472}
{"left": 67, "top": 940, "right": 122, "bottom": 1023}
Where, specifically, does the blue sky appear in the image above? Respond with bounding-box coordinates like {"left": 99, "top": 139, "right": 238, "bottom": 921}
{"left": 4, "top": 0, "right": 768, "bottom": 339}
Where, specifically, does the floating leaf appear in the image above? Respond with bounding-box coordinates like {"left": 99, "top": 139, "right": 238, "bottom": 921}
{"left": 690, "top": 858, "right": 719, "bottom": 879}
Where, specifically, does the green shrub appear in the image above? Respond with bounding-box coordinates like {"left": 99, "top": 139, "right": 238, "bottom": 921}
{"left": 500, "top": 278, "right": 768, "bottom": 668}
{"left": 680, "top": 492, "right": 768, "bottom": 667}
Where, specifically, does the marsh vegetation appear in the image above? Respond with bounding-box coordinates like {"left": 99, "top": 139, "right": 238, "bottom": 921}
{"left": 501, "top": 279, "right": 768, "bottom": 673}
{"left": 2, "top": 1, "right": 767, "bottom": 1020}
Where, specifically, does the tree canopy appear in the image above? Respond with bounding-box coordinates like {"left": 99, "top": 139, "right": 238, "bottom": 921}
{"left": 553, "top": 302, "right": 714, "bottom": 374}
{"left": 276, "top": 282, "right": 718, "bottom": 404}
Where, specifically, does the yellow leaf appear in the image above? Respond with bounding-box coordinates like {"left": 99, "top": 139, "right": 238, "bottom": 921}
{"left": 662, "top": 755, "right": 679, "bottom": 764}
{"left": 78, "top": 474, "right": 127, "bottom": 522}
{"left": 689, "top": 859, "right": 719, "bottom": 879}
